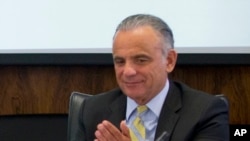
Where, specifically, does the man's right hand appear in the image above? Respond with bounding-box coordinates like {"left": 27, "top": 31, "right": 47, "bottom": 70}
{"left": 94, "top": 120, "right": 131, "bottom": 141}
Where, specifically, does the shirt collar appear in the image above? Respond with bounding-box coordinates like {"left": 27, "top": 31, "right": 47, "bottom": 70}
{"left": 126, "top": 79, "right": 170, "bottom": 121}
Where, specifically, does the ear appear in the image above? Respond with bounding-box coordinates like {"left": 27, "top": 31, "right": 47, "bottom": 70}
{"left": 166, "top": 49, "right": 177, "bottom": 73}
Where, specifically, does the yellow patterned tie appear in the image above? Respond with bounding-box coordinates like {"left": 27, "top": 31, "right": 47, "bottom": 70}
{"left": 130, "top": 105, "right": 148, "bottom": 141}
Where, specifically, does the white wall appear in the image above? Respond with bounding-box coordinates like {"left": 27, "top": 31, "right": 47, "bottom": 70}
{"left": 0, "top": 0, "right": 250, "bottom": 53}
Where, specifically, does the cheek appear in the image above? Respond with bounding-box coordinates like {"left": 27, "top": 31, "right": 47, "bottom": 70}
{"left": 149, "top": 64, "right": 167, "bottom": 79}
{"left": 114, "top": 67, "right": 123, "bottom": 79}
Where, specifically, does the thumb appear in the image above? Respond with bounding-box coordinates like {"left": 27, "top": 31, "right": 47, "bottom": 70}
{"left": 120, "top": 120, "right": 130, "bottom": 137}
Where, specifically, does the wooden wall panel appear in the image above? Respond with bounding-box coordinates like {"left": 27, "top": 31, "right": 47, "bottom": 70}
{"left": 0, "top": 65, "right": 250, "bottom": 124}
{"left": 0, "top": 65, "right": 117, "bottom": 115}
{"left": 170, "top": 65, "right": 250, "bottom": 124}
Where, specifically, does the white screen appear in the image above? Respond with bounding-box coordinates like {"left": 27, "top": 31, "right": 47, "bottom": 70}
{"left": 0, "top": 0, "right": 250, "bottom": 53}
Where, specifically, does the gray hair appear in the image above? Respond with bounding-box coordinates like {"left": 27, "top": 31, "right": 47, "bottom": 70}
{"left": 114, "top": 14, "right": 174, "bottom": 52}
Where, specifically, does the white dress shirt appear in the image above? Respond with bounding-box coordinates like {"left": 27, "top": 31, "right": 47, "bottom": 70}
{"left": 126, "top": 79, "right": 169, "bottom": 140}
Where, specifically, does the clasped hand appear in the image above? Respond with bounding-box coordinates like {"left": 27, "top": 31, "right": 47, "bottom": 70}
{"left": 94, "top": 120, "right": 131, "bottom": 141}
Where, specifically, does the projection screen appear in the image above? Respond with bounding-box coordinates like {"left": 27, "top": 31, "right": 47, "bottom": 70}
{"left": 0, "top": 0, "right": 249, "bottom": 65}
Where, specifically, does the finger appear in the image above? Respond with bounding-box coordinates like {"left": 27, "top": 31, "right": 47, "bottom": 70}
{"left": 120, "top": 120, "right": 130, "bottom": 138}
{"left": 95, "top": 130, "right": 106, "bottom": 141}
{"left": 95, "top": 123, "right": 110, "bottom": 141}
{"left": 102, "top": 120, "right": 123, "bottom": 140}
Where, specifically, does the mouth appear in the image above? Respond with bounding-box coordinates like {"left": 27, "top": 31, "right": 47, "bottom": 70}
{"left": 123, "top": 81, "right": 143, "bottom": 86}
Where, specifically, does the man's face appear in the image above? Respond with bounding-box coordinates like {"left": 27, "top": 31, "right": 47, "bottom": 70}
{"left": 112, "top": 26, "right": 176, "bottom": 104}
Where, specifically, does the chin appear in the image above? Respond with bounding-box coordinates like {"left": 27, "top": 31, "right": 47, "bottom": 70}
{"left": 120, "top": 83, "right": 144, "bottom": 94}
{"left": 123, "top": 89, "right": 144, "bottom": 98}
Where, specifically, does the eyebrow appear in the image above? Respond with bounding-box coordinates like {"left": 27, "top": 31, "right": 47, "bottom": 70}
{"left": 133, "top": 54, "right": 151, "bottom": 59}
{"left": 113, "top": 54, "right": 149, "bottom": 59}
{"left": 113, "top": 55, "right": 123, "bottom": 60}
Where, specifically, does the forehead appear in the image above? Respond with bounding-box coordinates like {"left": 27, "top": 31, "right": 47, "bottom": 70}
{"left": 114, "top": 25, "right": 160, "bottom": 41}
{"left": 112, "top": 26, "right": 163, "bottom": 54}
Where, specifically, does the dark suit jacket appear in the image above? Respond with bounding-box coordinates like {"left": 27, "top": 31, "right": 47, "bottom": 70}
{"left": 76, "top": 81, "right": 229, "bottom": 141}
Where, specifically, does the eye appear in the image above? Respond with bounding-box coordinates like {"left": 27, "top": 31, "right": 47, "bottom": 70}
{"left": 114, "top": 58, "right": 125, "bottom": 65}
{"left": 135, "top": 57, "right": 148, "bottom": 64}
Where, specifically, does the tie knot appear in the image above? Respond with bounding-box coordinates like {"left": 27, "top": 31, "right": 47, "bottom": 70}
{"left": 137, "top": 105, "right": 148, "bottom": 114}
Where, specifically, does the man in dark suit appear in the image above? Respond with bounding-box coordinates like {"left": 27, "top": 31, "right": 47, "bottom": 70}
{"left": 77, "top": 14, "right": 229, "bottom": 141}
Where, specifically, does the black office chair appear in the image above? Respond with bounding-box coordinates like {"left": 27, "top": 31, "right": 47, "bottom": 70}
{"left": 0, "top": 114, "right": 68, "bottom": 141}
{"left": 215, "top": 94, "right": 229, "bottom": 108}
{"left": 67, "top": 91, "right": 92, "bottom": 141}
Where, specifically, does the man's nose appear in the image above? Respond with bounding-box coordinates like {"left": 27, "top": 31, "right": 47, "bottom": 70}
{"left": 123, "top": 63, "right": 136, "bottom": 76}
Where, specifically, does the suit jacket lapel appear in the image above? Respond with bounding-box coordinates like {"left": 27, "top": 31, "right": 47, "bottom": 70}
{"left": 155, "top": 81, "right": 182, "bottom": 141}
{"left": 107, "top": 93, "right": 127, "bottom": 128}
{"left": 102, "top": 83, "right": 182, "bottom": 140}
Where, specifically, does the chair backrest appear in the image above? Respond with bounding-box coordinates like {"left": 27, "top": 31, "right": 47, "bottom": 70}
{"left": 67, "top": 91, "right": 92, "bottom": 141}
{"left": 0, "top": 114, "right": 68, "bottom": 141}
{"left": 215, "top": 94, "right": 229, "bottom": 108}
